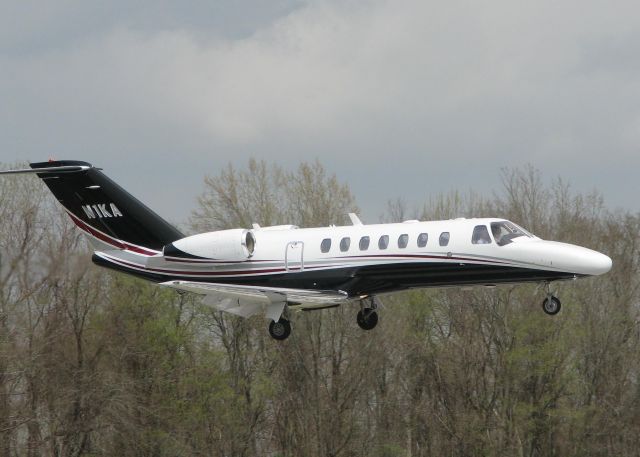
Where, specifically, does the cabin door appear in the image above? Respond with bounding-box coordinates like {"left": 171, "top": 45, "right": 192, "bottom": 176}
{"left": 285, "top": 241, "right": 304, "bottom": 272}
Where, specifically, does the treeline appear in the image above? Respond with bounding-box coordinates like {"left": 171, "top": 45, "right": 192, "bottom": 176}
{"left": 0, "top": 160, "right": 638, "bottom": 456}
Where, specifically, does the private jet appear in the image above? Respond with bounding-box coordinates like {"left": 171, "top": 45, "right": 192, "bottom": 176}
{"left": 1, "top": 161, "right": 612, "bottom": 340}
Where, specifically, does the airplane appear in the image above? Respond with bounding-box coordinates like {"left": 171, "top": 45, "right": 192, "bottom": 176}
{"left": 0, "top": 160, "right": 612, "bottom": 340}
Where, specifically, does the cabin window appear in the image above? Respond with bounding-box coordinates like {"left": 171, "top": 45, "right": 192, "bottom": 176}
{"left": 378, "top": 235, "right": 389, "bottom": 250}
{"left": 417, "top": 232, "right": 428, "bottom": 247}
{"left": 472, "top": 225, "right": 492, "bottom": 244}
{"left": 398, "top": 234, "right": 409, "bottom": 249}
{"left": 321, "top": 238, "right": 331, "bottom": 253}
{"left": 359, "top": 236, "right": 370, "bottom": 251}
{"left": 340, "top": 237, "right": 351, "bottom": 252}
{"left": 439, "top": 232, "right": 450, "bottom": 246}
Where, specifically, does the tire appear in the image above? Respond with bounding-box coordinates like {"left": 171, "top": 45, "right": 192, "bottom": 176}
{"left": 269, "top": 318, "right": 291, "bottom": 340}
{"left": 542, "top": 296, "right": 561, "bottom": 315}
{"left": 357, "top": 308, "right": 379, "bottom": 330}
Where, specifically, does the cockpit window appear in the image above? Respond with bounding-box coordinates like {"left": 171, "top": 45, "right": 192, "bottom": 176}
{"left": 490, "top": 221, "right": 533, "bottom": 246}
{"left": 472, "top": 225, "right": 492, "bottom": 244}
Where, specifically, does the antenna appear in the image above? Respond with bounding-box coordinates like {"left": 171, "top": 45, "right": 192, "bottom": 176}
{"left": 348, "top": 213, "right": 363, "bottom": 226}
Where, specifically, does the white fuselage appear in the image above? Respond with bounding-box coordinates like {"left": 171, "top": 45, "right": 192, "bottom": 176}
{"left": 93, "top": 217, "right": 612, "bottom": 296}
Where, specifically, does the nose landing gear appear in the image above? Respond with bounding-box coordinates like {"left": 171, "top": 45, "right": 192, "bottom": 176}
{"left": 542, "top": 282, "right": 561, "bottom": 315}
{"left": 542, "top": 296, "right": 561, "bottom": 315}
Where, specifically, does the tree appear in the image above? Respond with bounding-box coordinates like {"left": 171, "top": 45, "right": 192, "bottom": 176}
{"left": 0, "top": 159, "right": 638, "bottom": 456}
{"left": 190, "top": 158, "right": 389, "bottom": 456}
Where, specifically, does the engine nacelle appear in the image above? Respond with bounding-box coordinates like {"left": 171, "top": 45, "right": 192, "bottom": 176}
{"left": 163, "top": 229, "right": 256, "bottom": 261}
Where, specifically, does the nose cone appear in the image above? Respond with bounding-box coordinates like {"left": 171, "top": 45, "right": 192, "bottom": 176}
{"left": 583, "top": 250, "right": 613, "bottom": 276}
{"left": 506, "top": 240, "right": 613, "bottom": 277}
{"left": 545, "top": 242, "right": 612, "bottom": 276}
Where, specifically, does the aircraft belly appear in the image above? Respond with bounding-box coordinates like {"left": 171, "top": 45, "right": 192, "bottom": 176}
{"left": 347, "top": 262, "right": 578, "bottom": 295}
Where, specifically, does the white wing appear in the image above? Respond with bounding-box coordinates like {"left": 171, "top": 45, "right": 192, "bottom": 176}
{"left": 160, "top": 280, "right": 349, "bottom": 321}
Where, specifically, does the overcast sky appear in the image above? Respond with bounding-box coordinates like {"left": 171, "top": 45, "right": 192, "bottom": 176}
{"left": 1, "top": 0, "right": 639, "bottom": 227}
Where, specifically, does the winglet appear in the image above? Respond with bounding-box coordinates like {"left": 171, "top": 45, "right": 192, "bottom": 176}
{"left": 348, "top": 213, "right": 363, "bottom": 226}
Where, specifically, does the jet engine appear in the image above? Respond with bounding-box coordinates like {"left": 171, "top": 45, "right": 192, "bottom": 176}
{"left": 163, "top": 229, "right": 256, "bottom": 261}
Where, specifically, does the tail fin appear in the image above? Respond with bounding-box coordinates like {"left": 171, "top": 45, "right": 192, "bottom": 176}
{"left": 27, "top": 160, "right": 184, "bottom": 254}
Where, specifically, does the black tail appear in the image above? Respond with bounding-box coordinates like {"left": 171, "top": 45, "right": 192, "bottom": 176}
{"left": 30, "top": 160, "right": 184, "bottom": 253}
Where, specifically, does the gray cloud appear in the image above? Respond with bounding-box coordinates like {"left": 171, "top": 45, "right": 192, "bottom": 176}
{"left": 1, "top": 0, "right": 639, "bottom": 225}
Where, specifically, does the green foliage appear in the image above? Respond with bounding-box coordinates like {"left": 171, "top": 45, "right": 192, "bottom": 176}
{"left": 374, "top": 443, "right": 408, "bottom": 457}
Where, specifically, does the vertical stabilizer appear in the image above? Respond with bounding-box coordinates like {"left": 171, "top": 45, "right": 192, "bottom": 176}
{"left": 29, "top": 160, "right": 183, "bottom": 254}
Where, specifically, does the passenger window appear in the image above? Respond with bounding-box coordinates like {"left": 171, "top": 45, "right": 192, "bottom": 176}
{"left": 472, "top": 225, "right": 492, "bottom": 244}
{"left": 320, "top": 238, "right": 331, "bottom": 253}
{"left": 340, "top": 237, "right": 351, "bottom": 252}
{"left": 378, "top": 235, "right": 389, "bottom": 250}
{"left": 417, "top": 233, "right": 428, "bottom": 247}
{"left": 398, "top": 234, "right": 409, "bottom": 249}
{"left": 439, "top": 232, "right": 450, "bottom": 247}
{"left": 359, "top": 236, "right": 370, "bottom": 251}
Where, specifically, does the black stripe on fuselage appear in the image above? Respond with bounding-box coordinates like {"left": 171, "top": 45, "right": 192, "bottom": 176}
{"left": 92, "top": 254, "right": 580, "bottom": 296}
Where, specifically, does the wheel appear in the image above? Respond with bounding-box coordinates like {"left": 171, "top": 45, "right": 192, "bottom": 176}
{"left": 269, "top": 318, "right": 291, "bottom": 340}
{"left": 542, "top": 296, "right": 561, "bottom": 315}
{"left": 357, "top": 308, "right": 378, "bottom": 330}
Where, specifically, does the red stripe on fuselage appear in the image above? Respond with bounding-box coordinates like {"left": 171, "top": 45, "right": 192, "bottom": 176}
{"left": 101, "top": 254, "right": 289, "bottom": 277}
{"left": 66, "top": 211, "right": 159, "bottom": 256}
{"left": 333, "top": 253, "right": 509, "bottom": 265}
{"left": 164, "top": 256, "right": 278, "bottom": 264}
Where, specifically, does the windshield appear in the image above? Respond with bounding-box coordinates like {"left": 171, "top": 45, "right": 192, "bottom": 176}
{"left": 490, "top": 221, "right": 533, "bottom": 246}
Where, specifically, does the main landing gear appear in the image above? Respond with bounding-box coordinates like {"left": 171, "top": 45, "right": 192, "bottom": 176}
{"left": 268, "top": 296, "right": 384, "bottom": 340}
{"left": 269, "top": 317, "right": 291, "bottom": 340}
{"left": 357, "top": 297, "right": 381, "bottom": 331}
{"left": 542, "top": 282, "right": 561, "bottom": 316}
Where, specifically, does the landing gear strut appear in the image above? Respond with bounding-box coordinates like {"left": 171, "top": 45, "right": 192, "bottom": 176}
{"left": 542, "top": 283, "right": 561, "bottom": 315}
{"left": 269, "top": 318, "right": 291, "bottom": 340}
{"left": 357, "top": 297, "right": 380, "bottom": 330}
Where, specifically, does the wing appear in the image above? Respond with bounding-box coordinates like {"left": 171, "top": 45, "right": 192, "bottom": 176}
{"left": 160, "top": 280, "right": 350, "bottom": 321}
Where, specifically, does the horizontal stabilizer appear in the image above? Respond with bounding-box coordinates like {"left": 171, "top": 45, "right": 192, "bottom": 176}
{"left": 0, "top": 165, "right": 91, "bottom": 175}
